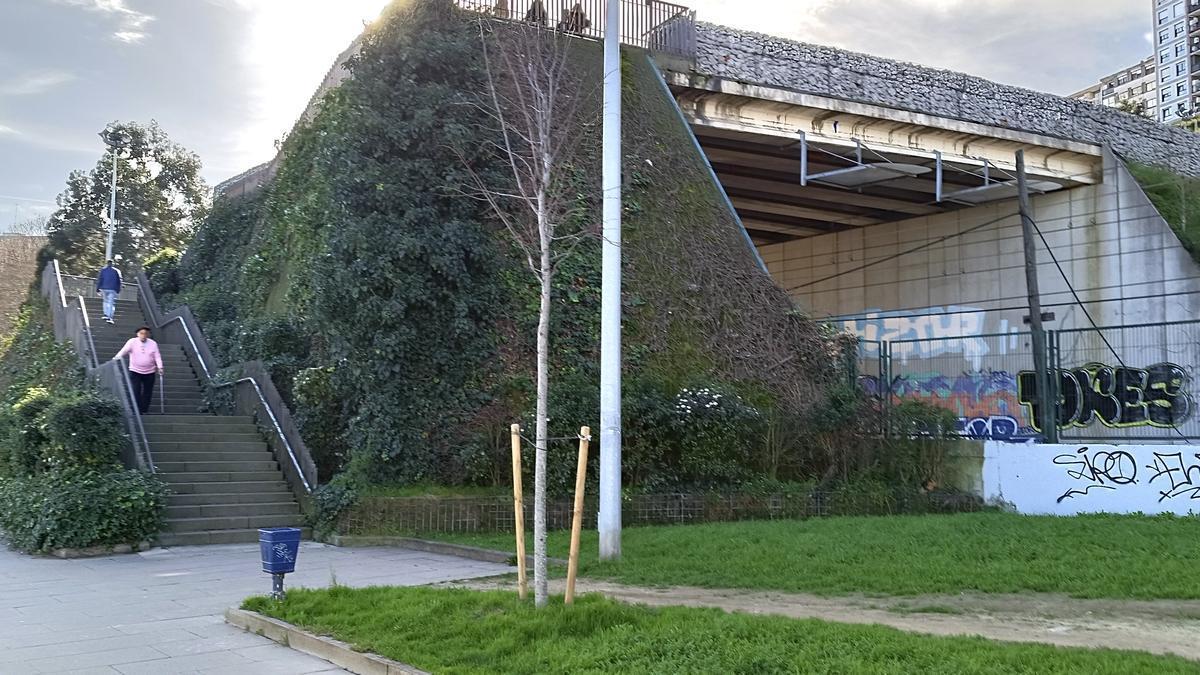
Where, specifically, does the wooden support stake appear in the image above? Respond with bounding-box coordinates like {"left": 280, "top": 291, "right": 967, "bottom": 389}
{"left": 510, "top": 423, "right": 527, "bottom": 600}
{"left": 565, "top": 426, "right": 591, "bottom": 605}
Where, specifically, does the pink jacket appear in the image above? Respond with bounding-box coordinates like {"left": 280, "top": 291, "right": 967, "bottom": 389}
{"left": 114, "top": 337, "right": 163, "bottom": 375}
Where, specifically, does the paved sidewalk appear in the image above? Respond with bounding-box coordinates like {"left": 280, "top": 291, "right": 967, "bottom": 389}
{"left": 0, "top": 542, "right": 508, "bottom": 674}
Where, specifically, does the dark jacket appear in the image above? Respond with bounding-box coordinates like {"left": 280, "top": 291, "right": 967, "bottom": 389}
{"left": 96, "top": 266, "right": 122, "bottom": 293}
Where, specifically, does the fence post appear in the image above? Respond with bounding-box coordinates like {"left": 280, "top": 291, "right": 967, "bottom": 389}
{"left": 1047, "top": 330, "right": 1060, "bottom": 443}
{"left": 882, "top": 341, "right": 892, "bottom": 438}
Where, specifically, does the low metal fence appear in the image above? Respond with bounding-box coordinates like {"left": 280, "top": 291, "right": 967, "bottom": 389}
{"left": 454, "top": 0, "right": 696, "bottom": 59}
{"left": 337, "top": 490, "right": 985, "bottom": 536}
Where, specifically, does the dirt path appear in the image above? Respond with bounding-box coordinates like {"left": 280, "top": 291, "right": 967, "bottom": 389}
{"left": 453, "top": 577, "right": 1200, "bottom": 660}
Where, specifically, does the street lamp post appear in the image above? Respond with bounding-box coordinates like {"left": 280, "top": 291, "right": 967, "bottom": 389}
{"left": 598, "top": 0, "right": 622, "bottom": 561}
{"left": 99, "top": 128, "right": 120, "bottom": 262}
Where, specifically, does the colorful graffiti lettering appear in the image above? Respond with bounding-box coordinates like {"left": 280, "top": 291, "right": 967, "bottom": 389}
{"left": 1018, "top": 363, "right": 1192, "bottom": 432}
{"left": 859, "top": 369, "right": 1037, "bottom": 440}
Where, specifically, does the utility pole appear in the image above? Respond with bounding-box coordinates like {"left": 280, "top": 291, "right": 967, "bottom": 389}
{"left": 1016, "top": 150, "right": 1055, "bottom": 442}
{"left": 598, "top": 0, "right": 623, "bottom": 561}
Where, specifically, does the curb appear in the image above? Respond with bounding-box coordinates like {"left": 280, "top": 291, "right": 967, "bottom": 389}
{"left": 226, "top": 608, "right": 428, "bottom": 675}
{"left": 50, "top": 541, "right": 154, "bottom": 559}
{"left": 328, "top": 534, "right": 567, "bottom": 566}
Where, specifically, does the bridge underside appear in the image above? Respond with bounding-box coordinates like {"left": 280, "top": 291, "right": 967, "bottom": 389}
{"left": 665, "top": 73, "right": 1105, "bottom": 245}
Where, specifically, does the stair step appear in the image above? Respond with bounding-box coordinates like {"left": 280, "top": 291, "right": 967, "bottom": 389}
{"left": 167, "top": 480, "right": 292, "bottom": 495}
{"left": 164, "top": 513, "right": 305, "bottom": 533}
{"left": 161, "top": 470, "right": 283, "bottom": 483}
{"left": 166, "top": 502, "right": 300, "bottom": 519}
{"left": 152, "top": 451, "right": 273, "bottom": 462}
{"left": 143, "top": 423, "right": 258, "bottom": 434}
{"left": 158, "top": 527, "right": 311, "bottom": 547}
{"left": 145, "top": 432, "right": 262, "bottom": 443}
{"left": 151, "top": 442, "right": 269, "bottom": 453}
{"left": 145, "top": 415, "right": 250, "bottom": 424}
{"left": 168, "top": 492, "right": 298, "bottom": 506}
{"left": 156, "top": 460, "right": 279, "bottom": 473}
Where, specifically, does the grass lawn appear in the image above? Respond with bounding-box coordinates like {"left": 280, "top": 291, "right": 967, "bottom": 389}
{"left": 244, "top": 586, "right": 1198, "bottom": 674}
{"left": 426, "top": 512, "right": 1200, "bottom": 599}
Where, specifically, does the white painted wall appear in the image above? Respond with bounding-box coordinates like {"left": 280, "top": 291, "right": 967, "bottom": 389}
{"left": 983, "top": 441, "right": 1200, "bottom": 515}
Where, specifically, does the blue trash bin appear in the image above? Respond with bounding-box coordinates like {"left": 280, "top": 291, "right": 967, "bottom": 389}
{"left": 259, "top": 527, "right": 302, "bottom": 575}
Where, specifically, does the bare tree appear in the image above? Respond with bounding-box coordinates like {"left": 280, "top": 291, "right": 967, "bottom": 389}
{"left": 462, "top": 15, "right": 596, "bottom": 607}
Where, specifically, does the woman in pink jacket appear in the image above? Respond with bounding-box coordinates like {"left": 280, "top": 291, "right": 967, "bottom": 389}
{"left": 113, "top": 326, "right": 164, "bottom": 414}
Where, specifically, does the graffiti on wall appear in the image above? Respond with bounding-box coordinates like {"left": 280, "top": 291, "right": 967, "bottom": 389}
{"left": 1053, "top": 446, "right": 1200, "bottom": 503}
{"left": 1017, "top": 362, "right": 1192, "bottom": 432}
{"left": 983, "top": 442, "right": 1200, "bottom": 515}
{"left": 844, "top": 306, "right": 1022, "bottom": 369}
{"left": 859, "top": 369, "right": 1037, "bottom": 440}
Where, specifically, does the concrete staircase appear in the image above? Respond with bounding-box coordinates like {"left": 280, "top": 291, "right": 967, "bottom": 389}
{"left": 84, "top": 296, "right": 305, "bottom": 545}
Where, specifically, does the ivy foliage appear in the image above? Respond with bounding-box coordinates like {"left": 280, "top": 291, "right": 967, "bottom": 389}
{"left": 176, "top": 0, "right": 865, "bottom": 497}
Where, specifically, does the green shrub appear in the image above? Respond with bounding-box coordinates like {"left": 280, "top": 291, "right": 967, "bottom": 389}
{"left": 7, "top": 387, "right": 55, "bottom": 475}
{"left": 0, "top": 469, "right": 169, "bottom": 552}
{"left": 310, "top": 474, "right": 359, "bottom": 538}
{"left": 144, "top": 247, "right": 183, "bottom": 299}
{"left": 40, "top": 393, "right": 126, "bottom": 470}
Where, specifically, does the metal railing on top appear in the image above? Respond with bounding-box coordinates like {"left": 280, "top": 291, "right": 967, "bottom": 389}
{"left": 455, "top": 0, "right": 697, "bottom": 59}
{"left": 133, "top": 272, "right": 315, "bottom": 493}
{"left": 60, "top": 273, "right": 138, "bottom": 302}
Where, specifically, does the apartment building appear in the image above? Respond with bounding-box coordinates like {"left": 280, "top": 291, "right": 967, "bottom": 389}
{"left": 1070, "top": 55, "right": 1157, "bottom": 117}
{"left": 1153, "top": 0, "right": 1200, "bottom": 122}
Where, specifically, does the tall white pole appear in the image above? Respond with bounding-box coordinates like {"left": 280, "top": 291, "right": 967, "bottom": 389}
{"left": 105, "top": 149, "right": 117, "bottom": 262}
{"left": 598, "top": 0, "right": 622, "bottom": 561}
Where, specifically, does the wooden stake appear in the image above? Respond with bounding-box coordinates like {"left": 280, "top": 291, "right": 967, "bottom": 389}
{"left": 510, "top": 423, "right": 527, "bottom": 600}
{"left": 565, "top": 426, "right": 590, "bottom": 605}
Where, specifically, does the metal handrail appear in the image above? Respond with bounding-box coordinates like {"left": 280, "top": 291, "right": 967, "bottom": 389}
{"left": 117, "top": 356, "right": 155, "bottom": 474}
{"left": 75, "top": 296, "right": 99, "bottom": 369}
{"left": 77, "top": 293, "right": 153, "bottom": 473}
{"left": 212, "top": 377, "right": 313, "bottom": 494}
{"left": 52, "top": 259, "right": 67, "bottom": 308}
{"left": 132, "top": 272, "right": 312, "bottom": 492}
{"left": 159, "top": 315, "right": 212, "bottom": 379}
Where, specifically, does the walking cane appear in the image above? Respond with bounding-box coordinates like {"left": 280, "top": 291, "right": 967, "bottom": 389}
{"left": 159, "top": 370, "right": 165, "bottom": 414}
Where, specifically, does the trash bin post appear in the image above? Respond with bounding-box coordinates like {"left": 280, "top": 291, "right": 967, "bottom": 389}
{"left": 259, "top": 527, "right": 302, "bottom": 601}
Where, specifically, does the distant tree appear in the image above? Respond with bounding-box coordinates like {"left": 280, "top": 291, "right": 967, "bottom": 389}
{"left": 1116, "top": 99, "right": 1147, "bottom": 117}
{"left": 44, "top": 121, "right": 208, "bottom": 273}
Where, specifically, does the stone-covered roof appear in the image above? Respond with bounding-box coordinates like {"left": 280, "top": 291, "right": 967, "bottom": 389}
{"left": 694, "top": 23, "right": 1200, "bottom": 176}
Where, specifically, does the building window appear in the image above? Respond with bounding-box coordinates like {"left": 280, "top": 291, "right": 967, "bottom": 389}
{"left": 1174, "top": 2, "right": 1185, "bottom": 18}
{"left": 1161, "top": 9, "right": 1171, "bottom": 23}
{"left": 1165, "top": 108, "right": 1173, "bottom": 120}
{"left": 1161, "top": 48, "right": 1172, "bottom": 63}
{"left": 1161, "top": 29, "right": 1172, "bottom": 42}
{"left": 1164, "top": 89, "right": 1173, "bottom": 102}
{"left": 1179, "top": 82, "right": 1189, "bottom": 96}
{"left": 1178, "top": 42, "right": 1188, "bottom": 57}
{"left": 1178, "top": 61, "right": 1189, "bottom": 76}
{"left": 1177, "top": 21, "right": 1188, "bottom": 36}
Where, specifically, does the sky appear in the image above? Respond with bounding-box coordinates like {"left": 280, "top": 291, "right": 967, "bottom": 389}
{"left": 0, "top": 0, "right": 1153, "bottom": 232}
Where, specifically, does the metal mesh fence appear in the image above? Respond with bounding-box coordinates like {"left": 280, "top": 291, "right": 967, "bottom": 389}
{"left": 1055, "top": 321, "right": 1200, "bottom": 441}
{"left": 883, "top": 332, "right": 1036, "bottom": 441}
{"left": 337, "top": 491, "right": 985, "bottom": 536}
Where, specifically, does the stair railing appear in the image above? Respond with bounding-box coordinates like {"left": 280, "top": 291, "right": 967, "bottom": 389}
{"left": 134, "top": 271, "right": 316, "bottom": 496}
{"left": 40, "top": 261, "right": 154, "bottom": 473}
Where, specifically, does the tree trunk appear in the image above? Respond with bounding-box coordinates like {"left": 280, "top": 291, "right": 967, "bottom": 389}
{"left": 533, "top": 192, "right": 552, "bottom": 607}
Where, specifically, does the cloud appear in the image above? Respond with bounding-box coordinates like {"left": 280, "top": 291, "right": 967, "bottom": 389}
{"left": 0, "top": 124, "right": 17, "bottom": 135}
{"left": 50, "top": 0, "right": 155, "bottom": 44}
{"left": 0, "top": 71, "right": 76, "bottom": 96}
